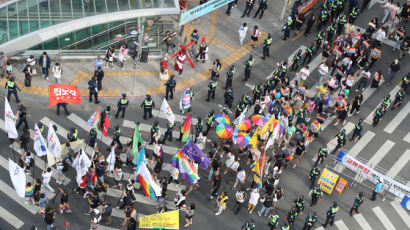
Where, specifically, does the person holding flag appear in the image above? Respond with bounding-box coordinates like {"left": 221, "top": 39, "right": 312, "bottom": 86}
{"left": 16, "top": 104, "right": 28, "bottom": 130}
{"left": 180, "top": 113, "right": 192, "bottom": 143}
{"left": 109, "top": 125, "right": 123, "bottom": 152}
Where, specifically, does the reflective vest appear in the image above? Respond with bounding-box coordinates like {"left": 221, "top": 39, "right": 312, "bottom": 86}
{"left": 354, "top": 195, "right": 364, "bottom": 206}
{"left": 71, "top": 129, "right": 78, "bottom": 140}
{"left": 209, "top": 81, "right": 217, "bottom": 90}
{"left": 293, "top": 52, "right": 301, "bottom": 62}
{"left": 281, "top": 225, "right": 290, "bottom": 230}
{"left": 254, "top": 85, "right": 262, "bottom": 94}
{"left": 144, "top": 99, "right": 153, "bottom": 107}
{"left": 227, "top": 67, "right": 235, "bottom": 77}
{"left": 337, "top": 132, "right": 345, "bottom": 140}
{"left": 167, "top": 122, "right": 174, "bottom": 131}
{"left": 306, "top": 47, "right": 313, "bottom": 55}
{"left": 319, "top": 148, "right": 328, "bottom": 157}
{"left": 328, "top": 206, "right": 339, "bottom": 216}
{"left": 206, "top": 114, "right": 214, "bottom": 125}
{"left": 196, "top": 120, "right": 203, "bottom": 132}
{"left": 355, "top": 122, "right": 362, "bottom": 130}
{"left": 310, "top": 169, "right": 320, "bottom": 178}
{"left": 247, "top": 58, "right": 255, "bottom": 68}
{"left": 217, "top": 194, "right": 228, "bottom": 206}
{"left": 90, "top": 129, "right": 97, "bottom": 138}
{"left": 382, "top": 98, "right": 391, "bottom": 107}
{"left": 114, "top": 129, "right": 120, "bottom": 138}
{"left": 7, "top": 80, "right": 15, "bottom": 89}
{"left": 375, "top": 108, "right": 383, "bottom": 116}
{"left": 313, "top": 188, "right": 321, "bottom": 196}
{"left": 265, "top": 38, "right": 272, "bottom": 46}
{"left": 269, "top": 214, "right": 279, "bottom": 225}
{"left": 350, "top": 7, "right": 359, "bottom": 17}
{"left": 120, "top": 98, "right": 128, "bottom": 106}
{"left": 244, "top": 222, "right": 255, "bottom": 230}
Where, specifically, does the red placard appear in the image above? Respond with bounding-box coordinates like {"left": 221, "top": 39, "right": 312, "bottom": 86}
{"left": 49, "top": 85, "right": 82, "bottom": 107}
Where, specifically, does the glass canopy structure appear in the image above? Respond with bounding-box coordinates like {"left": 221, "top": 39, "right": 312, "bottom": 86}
{"left": 0, "top": 0, "right": 179, "bottom": 54}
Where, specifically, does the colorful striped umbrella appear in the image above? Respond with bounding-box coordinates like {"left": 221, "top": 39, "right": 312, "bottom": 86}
{"left": 251, "top": 114, "right": 268, "bottom": 126}
{"left": 237, "top": 118, "right": 251, "bottom": 131}
{"left": 214, "top": 114, "right": 230, "bottom": 124}
{"left": 216, "top": 123, "right": 233, "bottom": 139}
{"left": 236, "top": 132, "right": 251, "bottom": 147}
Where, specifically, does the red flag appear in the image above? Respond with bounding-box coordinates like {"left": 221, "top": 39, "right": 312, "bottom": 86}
{"left": 49, "top": 85, "right": 82, "bottom": 107}
{"left": 103, "top": 113, "right": 110, "bottom": 137}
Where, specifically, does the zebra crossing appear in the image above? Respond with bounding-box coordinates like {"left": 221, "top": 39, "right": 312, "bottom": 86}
{"left": 0, "top": 110, "right": 193, "bottom": 229}
{"left": 315, "top": 200, "right": 410, "bottom": 230}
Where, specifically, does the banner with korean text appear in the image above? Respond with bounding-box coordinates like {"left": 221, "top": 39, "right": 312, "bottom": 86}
{"left": 49, "top": 85, "right": 82, "bottom": 107}
{"left": 179, "top": 0, "right": 234, "bottom": 26}
{"left": 337, "top": 150, "right": 410, "bottom": 199}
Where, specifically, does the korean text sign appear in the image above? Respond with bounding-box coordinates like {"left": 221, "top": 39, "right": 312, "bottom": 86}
{"left": 49, "top": 85, "right": 82, "bottom": 107}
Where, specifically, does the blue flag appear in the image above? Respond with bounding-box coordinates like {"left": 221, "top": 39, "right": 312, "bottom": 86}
{"left": 134, "top": 147, "right": 146, "bottom": 173}
{"left": 181, "top": 139, "right": 210, "bottom": 169}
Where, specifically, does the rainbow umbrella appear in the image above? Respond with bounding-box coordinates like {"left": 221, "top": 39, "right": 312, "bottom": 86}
{"left": 273, "top": 122, "right": 285, "bottom": 134}
{"left": 237, "top": 132, "right": 251, "bottom": 147}
{"left": 214, "top": 114, "right": 230, "bottom": 124}
{"left": 251, "top": 114, "right": 268, "bottom": 126}
{"left": 216, "top": 123, "right": 233, "bottom": 139}
{"left": 237, "top": 118, "right": 252, "bottom": 131}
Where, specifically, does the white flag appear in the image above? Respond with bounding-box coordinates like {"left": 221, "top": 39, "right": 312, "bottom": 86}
{"left": 8, "top": 158, "right": 26, "bottom": 198}
{"left": 136, "top": 163, "right": 162, "bottom": 197}
{"left": 107, "top": 147, "right": 116, "bottom": 171}
{"left": 47, "top": 122, "right": 61, "bottom": 159}
{"left": 4, "top": 98, "right": 18, "bottom": 139}
{"left": 160, "top": 98, "right": 176, "bottom": 124}
{"left": 234, "top": 107, "right": 247, "bottom": 125}
{"left": 72, "top": 149, "right": 92, "bottom": 182}
{"left": 34, "top": 123, "right": 48, "bottom": 156}
{"left": 265, "top": 124, "right": 279, "bottom": 150}
{"left": 47, "top": 150, "right": 56, "bottom": 166}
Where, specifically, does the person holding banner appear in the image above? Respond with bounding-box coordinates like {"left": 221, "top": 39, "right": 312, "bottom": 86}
{"left": 56, "top": 102, "right": 69, "bottom": 116}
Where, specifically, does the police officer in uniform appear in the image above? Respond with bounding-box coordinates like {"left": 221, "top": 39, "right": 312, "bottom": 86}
{"left": 115, "top": 93, "right": 129, "bottom": 119}
{"left": 194, "top": 118, "right": 203, "bottom": 142}
{"left": 332, "top": 129, "right": 346, "bottom": 154}
{"left": 220, "top": 104, "right": 230, "bottom": 115}
{"left": 262, "top": 33, "right": 272, "bottom": 60}
{"left": 235, "top": 100, "right": 246, "bottom": 118}
{"left": 280, "top": 222, "right": 290, "bottom": 230}
{"left": 38, "top": 122, "right": 45, "bottom": 135}
{"left": 310, "top": 184, "right": 323, "bottom": 206}
{"left": 291, "top": 49, "right": 302, "bottom": 71}
{"left": 372, "top": 106, "right": 384, "bottom": 127}
{"left": 225, "top": 65, "right": 235, "bottom": 89}
{"left": 252, "top": 83, "right": 263, "bottom": 104}
{"left": 268, "top": 211, "right": 279, "bottom": 230}
{"left": 88, "top": 77, "right": 100, "bottom": 104}
{"left": 309, "top": 167, "right": 320, "bottom": 189}
{"left": 110, "top": 125, "right": 123, "bottom": 151}
{"left": 302, "top": 44, "right": 314, "bottom": 65}
{"left": 16, "top": 104, "right": 28, "bottom": 130}
{"left": 314, "top": 146, "right": 328, "bottom": 167}
{"left": 391, "top": 88, "right": 405, "bottom": 110}
{"left": 243, "top": 55, "right": 254, "bottom": 82}
{"left": 206, "top": 79, "right": 217, "bottom": 101}
{"left": 283, "top": 17, "right": 293, "bottom": 41}
{"left": 67, "top": 128, "right": 78, "bottom": 142}
{"left": 350, "top": 192, "right": 364, "bottom": 216}
{"left": 224, "top": 88, "right": 234, "bottom": 108}
{"left": 323, "top": 202, "right": 339, "bottom": 227}
{"left": 177, "top": 118, "right": 186, "bottom": 141}
{"left": 204, "top": 110, "right": 215, "bottom": 136}
{"left": 5, "top": 76, "right": 21, "bottom": 103}
{"left": 240, "top": 219, "right": 256, "bottom": 230}
{"left": 141, "top": 94, "right": 155, "bottom": 120}
{"left": 88, "top": 128, "right": 97, "bottom": 147}
{"left": 381, "top": 94, "right": 392, "bottom": 111}
{"left": 286, "top": 208, "right": 297, "bottom": 227}
{"left": 351, "top": 119, "right": 363, "bottom": 142}
{"left": 303, "top": 212, "right": 318, "bottom": 230}
{"left": 293, "top": 195, "right": 305, "bottom": 215}
{"left": 161, "top": 121, "right": 174, "bottom": 144}
{"left": 165, "top": 75, "right": 176, "bottom": 100}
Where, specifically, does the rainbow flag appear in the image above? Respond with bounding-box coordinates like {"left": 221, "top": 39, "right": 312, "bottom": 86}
{"left": 348, "top": 75, "right": 357, "bottom": 80}
{"left": 396, "top": 30, "right": 405, "bottom": 37}
{"left": 310, "top": 120, "right": 321, "bottom": 133}
{"left": 349, "top": 47, "right": 356, "bottom": 54}
{"left": 336, "top": 68, "right": 343, "bottom": 76}
{"left": 87, "top": 108, "right": 101, "bottom": 129}
{"left": 170, "top": 151, "right": 198, "bottom": 184}
{"left": 284, "top": 104, "right": 293, "bottom": 116}
{"left": 363, "top": 40, "right": 370, "bottom": 48}
{"left": 181, "top": 113, "right": 191, "bottom": 143}
{"left": 298, "top": 85, "right": 307, "bottom": 94}
{"left": 25, "top": 186, "right": 34, "bottom": 197}
{"left": 136, "top": 163, "right": 162, "bottom": 199}
{"left": 335, "top": 48, "right": 343, "bottom": 56}
{"left": 368, "top": 21, "right": 376, "bottom": 28}
{"left": 251, "top": 150, "right": 265, "bottom": 188}
{"left": 343, "top": 46, "right": 349, "bottom": 53}
{"left": 372, "top": 48, "right": 381, "bottom": 56}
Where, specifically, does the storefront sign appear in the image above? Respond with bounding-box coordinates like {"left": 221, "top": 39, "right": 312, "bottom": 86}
{"left": 179, "top": 0, "right": 234, "bottom": 26}
{"left": 318, "top": 168, "right": 339, "bottom": 194}
{"left": 337, "top": 150, "right": 410, "bottom": 199}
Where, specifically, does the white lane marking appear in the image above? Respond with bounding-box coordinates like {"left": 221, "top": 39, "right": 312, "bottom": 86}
{"left": 372, "top": 206, "right": 397, "bottom": 230}
{"left": 386, "top": 149, "right": 410, "bottom": 179}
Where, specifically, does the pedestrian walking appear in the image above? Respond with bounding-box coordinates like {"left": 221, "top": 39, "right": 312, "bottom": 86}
{"left": 23, "top": 64, "right": 32, "bottom": 88}
{"left": 350, "top": 192, "right": 364, "bottom": 216}
{"left": 322, "top": 202, "right": 339, "bottom": 227}
{"left": 5, "top": 76, "right": 21, "bottom": 103}
{"left": 233, "top": 187, "right": 246, "bottom": 214}
{"left": 257, "top": 192, "right": 274, "bottom": 216}
{"left": 250, "top": 25, "right": 260, "bottom": 48}
{"left": 56, "top": 102, "right": 69, "bottom": 116}
{"left": 210, "top": 59, "right": 222, "bottom": 80}
{"left": 52, "top": 63, "right": 62, "bottom": 84}
{"left": 141, "top": 94, "right": 155, "bottom": 120}
{"left": 370, "top": 70, "right": 384, "bottom": 88}
{"left": 16, "top": 104, "right": 28, "bottom": 130}
{"left": 317, "top": 62, "right": 329, "bottom": 86}
{"left": 102, "top": 201, "right": 113, "bottom": 225}
{"left": 115, "top": 93, "right": 129, "bottom": 119}
{"left": 38, "top": 52, "right": 51, "bottom": 80}
{"left": 88, "top": 77, "right": 100, "bottom": 104}
{"left": 58, "top": 187, "right": 72, "bottom": 214}
{"left": 387, "top": 59, "right": 400, "bottom": 85}
{"left": 247, "top": 188, "right": 260, "bottom": 214}
{"left": 44, "top": 207, "right": 56, "bottom": 230}
{"left": 42, "top": 167, "right": 55, "bottom": 193}
{"left": 355, "top": 67, "right": 371, "bottom": 92}
{"left": 215, "top": 191, "right": 228, "bottom": 215}
{"left": 165, "top": 75, "right": 176, "bottom": 100}
{"left": 105, "top": 45, "right": 115, "bottom": 69}
{"left": 90, "top": 208, "right": 103, "bottom": 229}
{"left": 163, "top": 31, "right": 177, "bottom": 56}
{"left": 238, "top": 23, "right": 248, "bottom": 46}
{"left": 253, "top": 0, "right": 268, "bottom": 19}
{"left": 184, "top": 203, "right": 195, "bottom": 227}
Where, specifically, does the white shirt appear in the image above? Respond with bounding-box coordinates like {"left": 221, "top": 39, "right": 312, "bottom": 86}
{"left": 375, "top": 29, "right": 386, "bottom": 42}
{"left": 248, "top": 191, "right": 260, "bottom": 205}
{"left": 42, "top": 171, "right": 52, "bottom": 183}
{"left": 52, "top": 66, "right": 62, "bottom": 78}
{"left": 318, "top": 64, "right": 329, "bottom": 75}
{"left": 230, "top": 161, "right": 240, "bottom": 171}
{"left": 225, "top": 153, "right": 235, "bottom": 168}
{"left": 299, "top": 67, "right": 310, "bottom": 80}
{"left": 362, "top": 70, "right": 371, "bottom": 79}
{"left": 171, "top": 167, "right": 179, "bottom": 179}
{"left": 236, "top": 170, "right": 246, "bottom": 182}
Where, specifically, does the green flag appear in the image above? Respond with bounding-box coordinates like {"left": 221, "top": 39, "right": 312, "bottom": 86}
{"left": 132, "top": 126, "right": 144, "bottom": 159}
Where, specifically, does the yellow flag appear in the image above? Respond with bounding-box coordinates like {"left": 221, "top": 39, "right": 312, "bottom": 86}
{"left": 249, "top": 127, "right": 259, "bottom": 149}
{"left": 259, "top": 116, "right": 274, "bottom": 137}
{"left": 47, "top": 150, "right": 56, "bottom": 166}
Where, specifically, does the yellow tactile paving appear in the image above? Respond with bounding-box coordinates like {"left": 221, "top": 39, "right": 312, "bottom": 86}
{"left": 146, "top": 77, "right": 196, "bottom": 95}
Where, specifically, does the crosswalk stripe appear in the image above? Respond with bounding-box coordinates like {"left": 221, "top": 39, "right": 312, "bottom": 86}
{"left": 151, "top": 109, "right": 198, "bottom": 124}
{"left": 383, "top": 102, "right": 410, "bottom": 134}
{"left": 348, "top": 131, "right": 376, "bottom": 157}
{"left": 40, "top": 117, "right": 69, "bottom": 141}
{"left": 315, "top": 227, "right": 325, "bottom": 230}
{"left": 0, "top": 118, "right": 71, "bottom": 185}
{"left": 366, "top": 140, "right": 395, "bottom": 168}
{"left": 386, "top": 149, "right": 410, "bottom": 179}
{"left": 403, "top": 132, "right": 410, "bottom": 144}
{"left": 334, "top": 220, "right": 349, "bottom": 230}
{"left": 0, "top": 204, "right": 24, "bottom": 228}
{"left": 353, "top": 213, "right": 373, "bottom": 230}
{"left": 362, "top": 80, "right": 385, "bottom": 104}
{"left": 67, "top": 113, "right": 112, "bottom": 146}
{"left": 372, "top": 206, "right": 397, "bottom": 230}
{"left": 0, "top": 179, "right": 38, "bottom": 214}
{"left": 391, "top": 201, "right": 410, "bottom": 228}
{"left": 365, "top": 86, "right": 400, "bottom": 124}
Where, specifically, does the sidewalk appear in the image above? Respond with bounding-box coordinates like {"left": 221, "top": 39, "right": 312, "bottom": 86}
{"left": 1, "top": 1, "right": 287, "bottom": 101}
